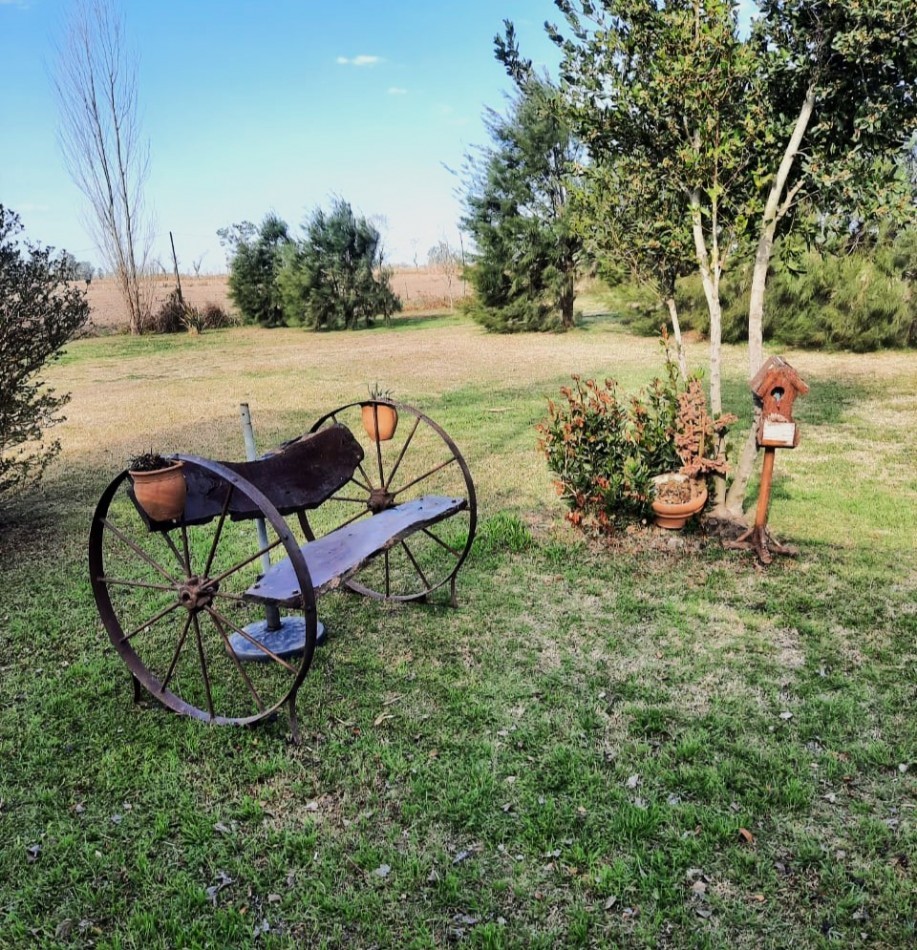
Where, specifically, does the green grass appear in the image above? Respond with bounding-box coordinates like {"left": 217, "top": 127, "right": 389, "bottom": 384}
{"left": 1, "top": 316, "right": 914, "bottom": 947}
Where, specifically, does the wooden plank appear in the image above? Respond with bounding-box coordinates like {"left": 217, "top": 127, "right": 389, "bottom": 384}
{"left": 245, "top": 495, "right": 467, "bottom": 606}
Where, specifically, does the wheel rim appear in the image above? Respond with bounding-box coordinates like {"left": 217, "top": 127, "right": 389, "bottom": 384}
{"left": 89, "top": 458, "right": 318, "bottom": 725}
{"left": 305, "top": 401, "right": 477, "bottom": 601}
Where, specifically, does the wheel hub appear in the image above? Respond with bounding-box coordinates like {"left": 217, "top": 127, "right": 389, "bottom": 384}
{"left": 368, "top": 487, "right": 395, "bottom": 513}
{"left": 177, "top": 576, "right": 220, "bottom": 611}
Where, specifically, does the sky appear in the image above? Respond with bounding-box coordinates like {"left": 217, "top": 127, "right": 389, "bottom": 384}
{"left": 1, "top": 0, "right": 757, "bottom": 273}
{"left": 0, "top": 0, "right": 566, "bottom": 271}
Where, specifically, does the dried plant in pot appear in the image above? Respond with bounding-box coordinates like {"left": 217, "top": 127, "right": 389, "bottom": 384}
{"left": 361, "top": 382, "right": 398, "bottom": 442}
{"left": 651, "top": 379, "right": 736, "bottom": 530}
{"left": 127, "top": 452, "right": 186, "bottom": 522}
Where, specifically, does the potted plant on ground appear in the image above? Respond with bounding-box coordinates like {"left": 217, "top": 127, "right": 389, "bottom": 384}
{"left": 128, "top": 452, "right": 186, "bottom": 522}
{"left": 651, "top": 379, "right": 736, "bottom": 529}
{"left": 361, "top": 383, "right": 398, "bottom": 442}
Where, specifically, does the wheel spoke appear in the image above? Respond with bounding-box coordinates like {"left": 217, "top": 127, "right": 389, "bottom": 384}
{"left": 120, "top": 599, "right": 182, "bottom": 644}
{"left": 99, "top": 576, "right": 174, "bottom": 593}
{"left": 102, "top": 517, "right": 178, "bottom": 585}
{"left": 327, "top": 495, "right": 369, "bottom": 505}
{"left": 162, "top": 531, "right": 189, "bottom": 575}
{"left": 401, "top": 540, "right": 432, "bottom": 591}
{"left": 202, "top": 485, "right": 234, "bottom": 578}
{"left": 421, "top": 526, "right": 463, "bottom": 559}
{"left": 208, "top": 611, "right": 265, "bottom": 713}
{"left": 160, "top": 613, "right": 194, "bottom": 693}
{"left": 191, "top": 614, "right": 215, "bottom": 720}
{"left": 355, "top": 461, "right": 376, "bottom": 492}
{"left": 205, "top": 606, "right": 299, "bottom": 674}
{"left": 209, "top": 590, "right": 248, "bottom": 604}
{"left": 373, "top": 407, "right": 386, "bottom": 487}
{"left": 208, "top": 538, "right": 283, "bottom": 587}
{"left": 384, "top": 416, "right": 421, "bottom": 491}
{"left": 181, "top": 526, "right": 193, "bottom": 576}
{"left": 392, "top": 456, "right": 457, "bottom": 498}
{"left": 350, "top": 473, "right": 373, "bottom": 494}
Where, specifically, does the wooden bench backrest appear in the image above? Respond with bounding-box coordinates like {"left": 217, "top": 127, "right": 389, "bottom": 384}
{"left": 134, "top": 424, "right": 364, "bottom": 529}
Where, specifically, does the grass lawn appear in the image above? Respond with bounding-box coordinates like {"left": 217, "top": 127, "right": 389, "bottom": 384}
{"left": 1, "top": 311, "right": 914, "bottom": 947}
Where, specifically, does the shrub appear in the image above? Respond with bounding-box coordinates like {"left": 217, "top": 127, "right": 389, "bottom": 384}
{"left": 621, "top": 227, "right": 917, "bottom": 350}
{"left": 0, "top": 205, "right": 89, "bottom": 500}
{"left": 537, "top": 354, "right": 682, "bottom": 533}
{"left": 144, "top": 289, "right": 186, "bottom": 334}
{"left": 142, "top": 293, "right": 237, "bottom": 335}
{"left": 278, "top": 199, "right": 401, "bottom": 330}
{"left": 219, "top": 215, "right": 290, "bottom": 327}
{"left": 200, "top": 302, "right": 235, "bottom": 329}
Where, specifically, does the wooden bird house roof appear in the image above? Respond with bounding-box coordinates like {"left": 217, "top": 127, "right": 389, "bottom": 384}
{"left": 749, "top": 356, "right": 809, "bottom": 398}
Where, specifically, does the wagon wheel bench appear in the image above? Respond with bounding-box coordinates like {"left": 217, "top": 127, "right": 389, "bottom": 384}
{"left": 89, "top": 401, "right": 477, "bottom": 739}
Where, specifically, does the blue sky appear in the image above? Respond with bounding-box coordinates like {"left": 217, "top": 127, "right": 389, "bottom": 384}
{"left": 0, "top": 0, "right": 565, "bottom": 270}
{"left": 1, "top": 0, "right": 757, "bottom": 272}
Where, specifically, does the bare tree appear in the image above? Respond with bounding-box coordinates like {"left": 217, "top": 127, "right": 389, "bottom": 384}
{"left": 54, "top": 0, "right": 154, "bottom": 335}
{"left": 427, "top": 240, "right": 462, "bottom": 308}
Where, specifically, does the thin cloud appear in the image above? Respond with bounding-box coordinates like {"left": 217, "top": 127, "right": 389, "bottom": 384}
{"left": 387, "top": 87, "right": 408, "bottom": 96}
{"left": 336, "top": 55, "right": 384, "bottom": 67}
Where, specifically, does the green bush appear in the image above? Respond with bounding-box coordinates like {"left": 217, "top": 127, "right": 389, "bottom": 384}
{"left": 218, "top": 215, "right": 290, "bottom": 327}
{"left": 0, "top": 205, "right": 89, "bottom": 499}
{"left": 537, "top": 358, "right": 682, "bottom": 533}
{"left": 617, "top": 228, "right": 917, "bottom": 351}
{"left": 277, "top": 199, "right": 401, "bottom": 330}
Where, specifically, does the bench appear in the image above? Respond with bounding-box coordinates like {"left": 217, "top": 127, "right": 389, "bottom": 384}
{"left": 89, "top": 401, "right": 477, "bottom": 739}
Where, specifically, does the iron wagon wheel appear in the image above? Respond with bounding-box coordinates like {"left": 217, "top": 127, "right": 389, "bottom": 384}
{"left": 305, "top": 401, "right": 477, "bottom": 603}
{"left": 89, "top": 456, "right": 318, "bottom": 733}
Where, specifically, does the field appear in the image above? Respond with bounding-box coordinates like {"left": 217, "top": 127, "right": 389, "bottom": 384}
{"left": 85, "top": 269, "right": 459, "bottom": 331}
{"left": 1, "top": 309, "right": 915, "bottom": 947}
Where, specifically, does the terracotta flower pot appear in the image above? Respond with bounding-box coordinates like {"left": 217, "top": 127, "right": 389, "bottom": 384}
{"left": 361, "top": 402, "right": 399, "bottom": 442}
{"left": 651, "top": 474, "right": 707, "bottom": 530}
{"left": 129, "top": 461, "right": 187, "bottom": 521}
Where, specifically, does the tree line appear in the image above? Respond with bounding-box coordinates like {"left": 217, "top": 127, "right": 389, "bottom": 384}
{"left": 218, "top": 200, "right": 401, "bottom": 330}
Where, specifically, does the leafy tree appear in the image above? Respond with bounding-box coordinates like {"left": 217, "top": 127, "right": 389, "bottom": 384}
{"left": 508, "top": 0, "right": 917, "bottom": 516}
{"left": 218, "top": 214, "right": 291, "bottom": 327}
{"left": 461, "top": 70, "right": 583, "bottom": 332}
{"left": 0, "top": 206, "right": 89, "bottom": 502}
{"left": 277, "top": 199, "right": 401, "bottom": 330}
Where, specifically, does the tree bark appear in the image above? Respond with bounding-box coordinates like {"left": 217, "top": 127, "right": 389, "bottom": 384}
{"left": 560, "top": 264, "right": 575, "bottom": 329}
{"left": 689, "top": 195, "right": 722, "bottom": 416}
{"left": 725, "top": 83, "right": 817, "bottom": 515}
{"left": 747, "top": 84, "right": 817, "bottom": 374}
{"left": 665, "top": 296, "right": 688, "bottom": 381}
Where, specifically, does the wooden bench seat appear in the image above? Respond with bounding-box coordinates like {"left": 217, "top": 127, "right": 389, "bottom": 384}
{"left": 245, "top": 495, "right": 467, "bottom": 607}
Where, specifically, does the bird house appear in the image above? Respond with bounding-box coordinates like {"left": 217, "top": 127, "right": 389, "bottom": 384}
{"left": 750, "top": 356, "right": 808, "bottom": 448}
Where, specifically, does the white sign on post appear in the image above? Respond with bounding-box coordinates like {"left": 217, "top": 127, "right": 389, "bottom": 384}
{"left": 760, "top": 420, "right": 797, "bottom": 447}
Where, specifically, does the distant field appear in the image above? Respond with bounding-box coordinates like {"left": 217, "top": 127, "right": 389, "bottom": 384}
{"left": 85, "top": 268, "right": 461, "bottom": 330}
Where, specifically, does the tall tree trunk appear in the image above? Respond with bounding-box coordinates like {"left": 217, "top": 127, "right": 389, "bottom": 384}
{"left": 689, "top": 192, "right": 727, "bottom": 507}
{"left": 689, "top": 194, "right": 722, "bottom": 415}
{"left": 665, "top": 296, "right": 688, "bottom": 381}
{"left": 747, "top": 84, "right": 816, "bottom": 373}
{"left": 560, "top": 257, "right": 575, "bottom": 329}
{"left": 725, "top": 84, "right": 817, "bottom": 515}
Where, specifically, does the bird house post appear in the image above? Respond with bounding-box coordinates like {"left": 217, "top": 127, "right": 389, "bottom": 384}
{"left": 727, "top": 356, "right": 808, "bottom": 565}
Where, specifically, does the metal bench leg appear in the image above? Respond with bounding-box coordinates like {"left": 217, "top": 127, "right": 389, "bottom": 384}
{"left": 450, "top": 576, "right": 458, "bottom": 609}
{"left": 131, "top": 674, "right": 142, "bottom": 704}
